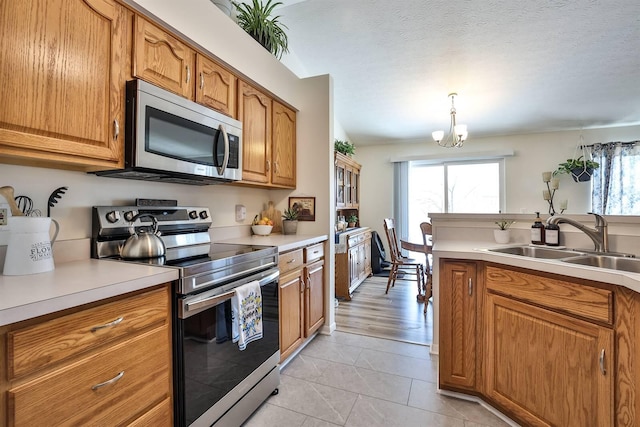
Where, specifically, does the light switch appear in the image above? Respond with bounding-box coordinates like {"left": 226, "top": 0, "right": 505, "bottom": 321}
{"left": 235, "top": 204, "right": 246, "bottom": 222}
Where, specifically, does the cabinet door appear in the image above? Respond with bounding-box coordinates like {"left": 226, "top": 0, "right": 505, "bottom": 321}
{"left": 279, "top": 269, "right": 304, "bottom": 361}
{"left": 348, "top": 246, "right": 359, "bottom": 287}
{"left": 485, "top": 293, "right": 613, "bottom": 427}
{"left": 351, "top": 167, "right": 360, "bottom": 207}
{"left": 305, "top": 259, "right": 325, "bottom": 337}
{"left": 0, "top": 0, "right": 127, "bottom": 170}
{"left": 363, "top": 235, "right": 372, "bottom": 277}
{"left": 238, "top": 80, "right": 271, "bottom": 184}
{"left": 196, "top": 55, "right": 236, "bottom": 117}
{"left": 336, "top": 162, "right": 346, "bottom": 207}
{"left": 271, "top": 101, "right": 296, "bottom": 188}
{"left": 133, "top": 16, "right": 195, "bottom": 99}
{"left": 439, "top": 260, "right": 477, "bottom": 390}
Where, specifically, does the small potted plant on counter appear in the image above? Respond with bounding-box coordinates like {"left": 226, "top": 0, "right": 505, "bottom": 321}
{"left": 494, "top": 218, "right": 515, "bottom": 244}
{"left": 282, "top": 206, "right": 299, "bottom": 235}
{"left": 347, "top": 214, "right": 358, "bottom": 228}
{"left": 554, "top": 156, "right": 600, "bottom": 182}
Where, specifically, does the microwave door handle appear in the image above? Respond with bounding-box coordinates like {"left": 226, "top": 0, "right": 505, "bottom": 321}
{"left": 215, "top": 124, "right": 230, "bottom": 176}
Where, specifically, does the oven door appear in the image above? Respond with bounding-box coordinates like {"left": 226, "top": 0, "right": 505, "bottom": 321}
{"left": 175, "top": 268, "right": 280, "bottom": 427}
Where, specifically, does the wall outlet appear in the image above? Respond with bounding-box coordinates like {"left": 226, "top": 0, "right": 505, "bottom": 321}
{"left": 235, "top": 204, "right": 246, "bottom": 222}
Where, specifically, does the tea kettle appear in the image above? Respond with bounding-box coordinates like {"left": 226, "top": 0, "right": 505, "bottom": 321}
{"left": 121, "top": 213, "right": 166, "bottom": 259}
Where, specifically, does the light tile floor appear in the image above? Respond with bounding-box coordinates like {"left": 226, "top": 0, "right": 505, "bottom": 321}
{"left": 243, "top": 331, "right": 514, "bottom": 427}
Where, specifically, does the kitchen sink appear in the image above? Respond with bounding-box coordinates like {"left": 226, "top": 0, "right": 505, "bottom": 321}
{"left": 488, "top": 245, "right": 586, "bottom": 259}
{"left": 561, "top": 255, "right": 640, "bottom": 274}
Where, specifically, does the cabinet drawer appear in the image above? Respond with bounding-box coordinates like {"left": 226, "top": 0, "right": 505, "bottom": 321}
{"left": 9, "top": 326, "right": 171, "bottom": 427}
{"left": 128, "top": 396, "right": 172, "bottom": 427}
{"left": 304, "top": 243, "right": 324, "bottom": 263}
{"left": 348, "top": 234, "right": 364, "bottom": 246}
{"left": 485, "top": 266, "right": 613, "bottom": 324}
{"left": 279, "top": 249, "right": 304, "bottom": 274}
{"left": 8, "top": 286, "right": 169, "bottom": 379}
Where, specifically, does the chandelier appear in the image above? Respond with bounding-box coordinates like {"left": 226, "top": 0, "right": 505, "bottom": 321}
{"left": 432, "top": 92, "right": 468, "bottom": 148}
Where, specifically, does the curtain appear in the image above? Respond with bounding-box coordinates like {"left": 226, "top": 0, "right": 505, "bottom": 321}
{"left": 393, "top": 161, "right": 410, "bottom": 242}
{"left": 591, "top": 141, "right": 640, "bottom": 215}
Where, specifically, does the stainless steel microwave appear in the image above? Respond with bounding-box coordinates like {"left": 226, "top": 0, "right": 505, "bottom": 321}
{"left": 94, "top": 79, "right": 242, "bottom": 185}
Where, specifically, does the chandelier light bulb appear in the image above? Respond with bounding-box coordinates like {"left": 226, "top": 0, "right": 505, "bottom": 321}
{"left": 432, "top": 130, "right": 444, "bottom": 142}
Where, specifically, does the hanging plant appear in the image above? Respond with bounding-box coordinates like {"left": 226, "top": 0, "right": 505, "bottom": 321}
{"left": 554, "top": 156, "right": 600, "bottom": 182}
{"left": 233, "top": 0, "right": 289, "bottom": 59}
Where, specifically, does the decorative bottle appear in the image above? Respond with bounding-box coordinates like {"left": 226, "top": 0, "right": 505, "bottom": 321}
{"left": 531, "top": 212, "right": 545, "bottom": 245}
{"left": 545, "top": 221, "right": 560, "bottom": 246}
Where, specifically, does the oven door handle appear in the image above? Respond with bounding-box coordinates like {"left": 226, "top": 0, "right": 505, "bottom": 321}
{"left": 182, "top": 269, "right": 279, "bottom": 317}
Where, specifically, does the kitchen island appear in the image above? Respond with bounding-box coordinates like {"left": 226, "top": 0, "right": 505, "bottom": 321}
{"left": 433, "top": 240, "right": 640, "bottom": 427}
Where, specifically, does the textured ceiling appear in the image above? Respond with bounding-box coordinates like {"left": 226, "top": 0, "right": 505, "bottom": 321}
{"left": 274, "top": 0, "right": 640, "bottom": 145}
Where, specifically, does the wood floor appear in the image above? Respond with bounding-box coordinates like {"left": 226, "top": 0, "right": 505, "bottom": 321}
{"left": 335, "top": 275, "right": 433, "bottom": 346}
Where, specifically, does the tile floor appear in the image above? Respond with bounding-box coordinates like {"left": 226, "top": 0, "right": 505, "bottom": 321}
{"left": 243, "top": 331, "right": 514, "bottom": 427}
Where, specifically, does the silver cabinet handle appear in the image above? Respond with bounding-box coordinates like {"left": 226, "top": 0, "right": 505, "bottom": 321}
{"left": 468, "top": 278, "right": 472, "bottom": 296}
{"left": 599, "top": 349, "right": 606, "bottom": 375}
{"left": 186, "top": 65, "right": 191, "bottom": 83}
{"left": 200, "top": 72, "right": 204, "bottom": 89}
{"left": 287, "top": 258, "right": 296, "bottom": 264}
{"left": 113, "top": 119, "right": 119, "bottom": 140}
{"left": 266, "top": 160, "right": 271, "bottom": 172}
{"left": 92, "top": 371, "right": 124, "bottom": 391}
{"left": 300, "top": 278, "right": 305, "bottom": 294}
{"left": 91, "top": 316, "right": 124, "bottom": 333}
{"left": 274, "top": 161, "right": 279, "bottom": 173}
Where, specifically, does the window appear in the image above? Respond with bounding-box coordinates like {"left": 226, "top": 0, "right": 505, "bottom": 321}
{"left": 404, "top": 159, "right": 503, "bottom": 243}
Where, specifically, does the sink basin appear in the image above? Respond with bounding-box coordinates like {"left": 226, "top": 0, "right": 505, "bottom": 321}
{"left": 488, "top": 246, "right": 585, "bottom": 259}
{"left": 561, "top": 255, "right": 640, "bottom": 274}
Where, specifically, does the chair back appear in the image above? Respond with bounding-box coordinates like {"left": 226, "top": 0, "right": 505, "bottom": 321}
{"left": 420, "top": 222, "right": 433, "bottom": 254}
{"left": 383, "top": 218, "right": 402, "bottom": 262}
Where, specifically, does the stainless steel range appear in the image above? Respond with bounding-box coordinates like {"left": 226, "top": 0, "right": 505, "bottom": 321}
{"left": 92, "top": 203, "right": 280, "bottom": 427}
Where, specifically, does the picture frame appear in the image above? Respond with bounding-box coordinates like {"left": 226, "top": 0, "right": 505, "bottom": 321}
{"left": 289, "top": 197, "right": 316, "bottom": 221}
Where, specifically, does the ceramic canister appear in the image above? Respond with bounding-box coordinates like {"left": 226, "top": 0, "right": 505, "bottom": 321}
{"left": 3, "top": 216, "right": 59, "bottom": 275}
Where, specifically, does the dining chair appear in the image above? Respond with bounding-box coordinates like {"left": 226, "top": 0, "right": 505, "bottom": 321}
{"left": 382, "top": 218, "right": 424, "bottom": 299}
{"left": 419, "top": 221, "right": 433, "bottom": 312}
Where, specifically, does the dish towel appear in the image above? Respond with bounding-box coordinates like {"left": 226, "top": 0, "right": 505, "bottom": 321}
{"left": 231, "top": 280, "right": 263, "bottom": 350}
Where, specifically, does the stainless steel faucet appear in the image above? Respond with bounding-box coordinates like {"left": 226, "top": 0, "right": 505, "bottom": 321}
{"left": 546, "top": 213, "right": 609, "bottom": 252}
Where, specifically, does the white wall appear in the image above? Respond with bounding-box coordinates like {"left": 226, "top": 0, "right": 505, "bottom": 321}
{"left": 354, "top": 125, "right": 640, "bottom": 241}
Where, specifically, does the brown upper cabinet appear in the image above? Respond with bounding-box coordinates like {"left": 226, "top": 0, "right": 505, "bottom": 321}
{"left": 271, "top": 101, "right": 297, "bottom": 188}
{"left": 238, "top": 81, "right": 272, "bottom": 185}
{"left": 0, "top": 0, "right": 128, "bottom": 171}
{"left": 237, "top": 81, "right": 296, "bottom": 188}
{"left": 133, "top": 15, "right": 196, "bottom": 99}
{"left": 196, "top": 55, "right": 237, "bottom": 118}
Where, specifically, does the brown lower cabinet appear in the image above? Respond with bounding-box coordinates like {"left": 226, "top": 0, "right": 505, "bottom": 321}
{"left": 439, "top": 259, "right": 640, "bottom": 427}
{"left": 0, "top": 284, "right": 172, "bottom": 427}
{"left": 279, "top": 242, "right": 325, "bottom": 362}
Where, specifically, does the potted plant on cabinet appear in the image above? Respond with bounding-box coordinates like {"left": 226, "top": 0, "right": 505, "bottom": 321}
{"left": 494, "top": 219, "right": 515, "bottom": 244}
{"left": 334, "top": 139, "right": 355, "bottom": 156}
{"left": 554, "top": 156, "right": 600, "bottom": 182}
{"left": 347, "top": 214, "right": 358, "bottom": 228}
{"left": 233, "top": 0, "right": 289, "bottom": 59}
{"left": 282, "top": 206, "right": 299, "bottom": 235}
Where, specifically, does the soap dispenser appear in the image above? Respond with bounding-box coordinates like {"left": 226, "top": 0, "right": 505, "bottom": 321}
{"left": 531, "top": 212, "right": 545, "bottom": 245}
{"left": 545, "top": 219, "right": 560, "bottom": 246}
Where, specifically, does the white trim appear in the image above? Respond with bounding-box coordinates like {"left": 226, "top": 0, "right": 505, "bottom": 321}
{"left": 437, "top": 389, "right": 521, "bottom": 427}
{"left": 389, "top": 149, "right": 515, "bottom": 163}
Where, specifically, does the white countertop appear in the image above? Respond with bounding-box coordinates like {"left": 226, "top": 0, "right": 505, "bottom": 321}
{"left": 0, "top": 259, "right": 178, "bottom": 326}
{"left": 433, "top": 241, "right": 640, "bottom": 294}
{"left": 218, "top": 233, "right": 328, "bottom": 252}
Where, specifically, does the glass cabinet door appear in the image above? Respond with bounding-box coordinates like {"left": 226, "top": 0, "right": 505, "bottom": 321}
{"left": 336, "top": 164, "right": 345, "bottom": 207}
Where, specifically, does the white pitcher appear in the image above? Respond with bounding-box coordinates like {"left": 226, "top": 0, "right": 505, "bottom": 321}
{"left": 3, "top": 217, "right": 59, "bottom": 275}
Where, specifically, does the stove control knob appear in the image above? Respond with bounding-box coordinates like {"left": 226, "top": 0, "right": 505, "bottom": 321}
{"left": 123, "top": 211, "right": 136, "bottom": 222}
{"left": 105, "top": 210, "right": 121, "bottom": 223}
{"left": 189, "top": 210, "right": 198, "bottom": 220}
{"left": 199, "top": 210, "right": 209, "bottom": 220}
